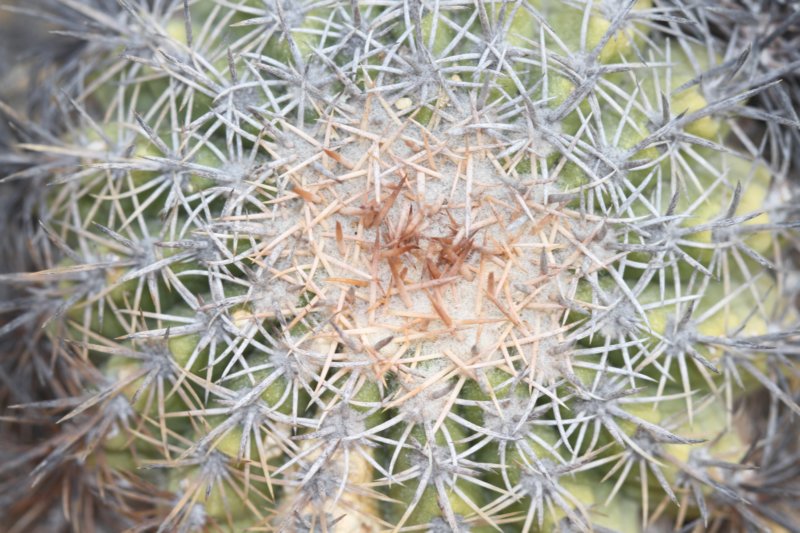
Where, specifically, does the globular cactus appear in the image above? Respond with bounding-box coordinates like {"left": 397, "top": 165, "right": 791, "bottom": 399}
{"left": 1, "top": 1, "right": 800, "bottom": 532}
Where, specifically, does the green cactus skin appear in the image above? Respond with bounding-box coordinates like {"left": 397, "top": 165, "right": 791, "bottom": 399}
{"left": 2, "top": 1, "right": 800, "bottom": 532}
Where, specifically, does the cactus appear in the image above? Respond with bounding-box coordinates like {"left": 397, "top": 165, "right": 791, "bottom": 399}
{"left": 1, "top": 1, "right": 800, "bottom": 532}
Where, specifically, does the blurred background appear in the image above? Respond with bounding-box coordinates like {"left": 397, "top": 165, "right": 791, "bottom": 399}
{"left": 0, "top": 1, "right": 47, "bottom": 117}
{"left": 0, "top": 0, "right": 52, "bottom": 275}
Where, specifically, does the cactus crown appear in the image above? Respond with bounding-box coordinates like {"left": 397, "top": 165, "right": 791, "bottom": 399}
{"left": 2, "top": 0, "right": 800, "bottom": 532}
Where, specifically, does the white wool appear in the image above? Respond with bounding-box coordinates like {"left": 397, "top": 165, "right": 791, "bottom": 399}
{"left": 251, "top": 102, "right": 600, "bottom": 389}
